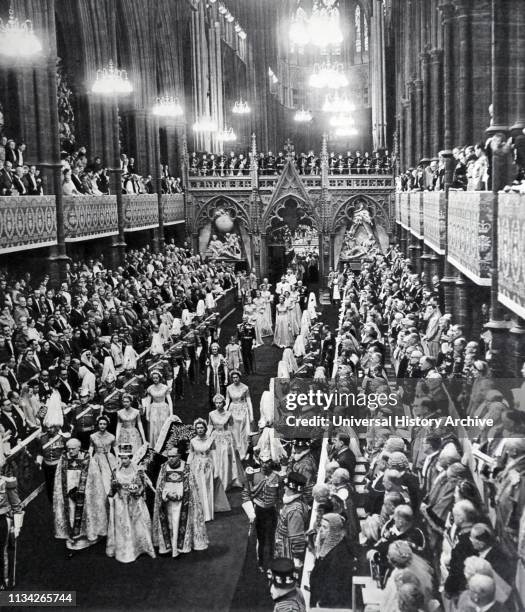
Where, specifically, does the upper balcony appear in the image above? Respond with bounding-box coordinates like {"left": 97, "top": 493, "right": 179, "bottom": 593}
{"left": 0, "top": 194, "right": 185, "bottom": 253}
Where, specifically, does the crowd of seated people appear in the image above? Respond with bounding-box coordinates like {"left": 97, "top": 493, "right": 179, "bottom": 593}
{"left": 399, "top": 128, "right": 525, "bottom": 192}
{"left": 0, "top": 242, "right": 238, "bottom": 461}
{"left": 303, "top": 247, "right": 524, "bottom": 611}
{"left": 188, "top": 149, "right": 393, "bottom": 177}
{"left": 0, "top": 136, "right": 43, "bottom": 196}
{"left": 60, "top": 147, "right": 184, "bottom": 196}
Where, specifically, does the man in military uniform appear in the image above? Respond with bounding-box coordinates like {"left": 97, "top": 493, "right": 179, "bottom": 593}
{"left": 37, "top": 425, "right": 69, "bottom": 501}
{"left": 189, "top": 152, "right": 199, "bottom": 175}
{"left": 238, "top": 314, "right": 256, "bottom": 375}
{"left": 306, "top": 150, "right": 318, "bottom": 175}
{"left": 267, "top": 557, "right": 306, "bottom": 612}
{"left": 243, "top": 451, "right": 281, "bottom": 570}
{"left": 0, "top": 471, "right": 23, "bottom": 589}
{"left": 98, "top": 372, "right": 121, "bottom": 434}
{"left": 274, "top": 472, "right": 309, "bottom": 568}
{"left": 71, "top": 388, "right": 100, "bottom": 449}
{"left": 286, "top": 439, "right": 317, "bottom": 505}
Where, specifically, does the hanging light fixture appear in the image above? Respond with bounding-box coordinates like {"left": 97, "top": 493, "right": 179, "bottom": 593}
{"left": 232, "top": 97, "right": 251, "bottom": 114}
{"left": 309, "top": 61, "right": 348, "bottom": 90}
{"left": 192, "top": 115, "right": 218, "bottom": 132}
{"left": 0, "top": 2, "right": 42, "bottom": 58}
{"left": 217, "top": 126, "right": 237, "bottom": 142}
{"left": 152, "top": 96, "right": 184, "bottom": 118}
{"left": 91, "top": 60, "right": 133, "bottom": 95}
{"left": 289, "top": 0, "right": 342, "bottom": 53}
{"left": 308, "top": 0, "right": 343, "bottom": 49}
{"left": 294, "top": 107, "right": 313, "bottom": 123}
{"left": 322, "top": 93, "right": 355, "bottom": 113}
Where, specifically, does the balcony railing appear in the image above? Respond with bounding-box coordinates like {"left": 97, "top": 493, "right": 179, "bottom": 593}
{"left": 124, "top": 194, "right": 159, "bottom": 231}
{"left": 162, "top": 194, "right": 185, "bottom": 225}
{"left": 408, "top": 192, "right": 424, "bottom": 239}
{"left": 447, "top": 191, "right": 493, "bottom": 286}
{"left": 399, "top": 192, "right": 410, "bottom": 229}
{"left": 64, "top": 195, "right": 118, "bottom": 241}
{"left": 423, "top": 192, "right": 447, "bottom": 254}
{"left": 0, "top": 196, "right": 57, "bottom": 252}
{"left": 498, "top": 192, "right": 525, "bottom": 319}
{"left": 0, "top": 194, "right": 186, "bottom": 253}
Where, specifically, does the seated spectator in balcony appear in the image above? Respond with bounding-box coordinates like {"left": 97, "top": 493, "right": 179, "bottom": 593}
{"left": 0, "top": 159, "right": 13, "bottom": 195}
{"left": 452, "top": 147, "right": 468, "bottom": 190}
{"left": 12, "top": 166, "right": 28, "bottom": 195}
{"left": 70, "top": 165, "right": 85, "bottom": 194}
{"left": 469, "top": 143, "right": 489, "bottom": 191}
{"left": 97, "top": 168, "right": 109, "bottom": 194}
{"left": 62, "top": 169, "right": 80, "bottom": 196}
{"left": 144, "top": 175, "right": 154, "bottom": 194}
{"left": 23, "top": 165, "right": 42, "bottom": 195}
{"left": 5, "top": 140, "right": 24, "bottom": 167}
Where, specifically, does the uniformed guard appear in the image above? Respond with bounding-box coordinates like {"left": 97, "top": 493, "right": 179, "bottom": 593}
{"left": 72, "top": 388, "right": 101, "bottom": 449}
{"left": 267, "top": 558, "right": 306, "bottom": 612}
{"left": 242, "top": 451, "right": 281, "bottom": 570}
{"left": 274, "top": 472, "right": 309, "bottom": 568}
{"left": 286, "top": 440, "right": 317, "bottom": 505}
{"left": 238, "top": 314, "right": 256, "bottom": 375}
{"left": 98, "top": 373, "right": 121, "bottom": 434}
{"left": 0, "top": 471, "right": 23, "bottom": 589}
{"left": 37, "top": 425, "right": 69, "bottom": 501}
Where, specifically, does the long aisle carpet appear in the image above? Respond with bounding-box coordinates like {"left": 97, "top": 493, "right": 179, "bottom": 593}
{"left": 14, "top": 306, "right": 283, "bottom": 612}
{"left": 230, "top": 292, "right": 338, "bottom": 612}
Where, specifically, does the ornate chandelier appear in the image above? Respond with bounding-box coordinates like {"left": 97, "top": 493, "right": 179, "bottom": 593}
{"left": 0, "top": 3, "right": 42, "bottom": 58}
{"left": 322, "top": 93, "right": 355, "bottom": 113}
{"left": 217, "top": 127, "right": 237, "bottom": 142}
{"left": 290, "top": 0, "right": 342, "bottom": 53}
{"left": 294, "top": 107, "right": 313, "bottom": 123}
{"left": 309, "top": 61, "right": 348, "bottom": 89}
{"left": 152, "top": 96, "right": 183, "bottom": 118}
{"left": 232, "top": 98, "right": 251, "bottom": 114}
{"left": 192, "top": 115, "right": 218, "bottom": 133}
{"left": 91, "top": 60, "right": 133, "bottom": 95}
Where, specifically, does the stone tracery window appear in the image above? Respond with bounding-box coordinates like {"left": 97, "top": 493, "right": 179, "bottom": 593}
{"left": 355, "top": 5, "right": 362, "bottom": 53}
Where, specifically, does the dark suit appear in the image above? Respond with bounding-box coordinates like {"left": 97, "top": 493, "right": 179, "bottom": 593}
{"left": 333, "top": 446, "right": 356, "bottom": 479}
{"left": 12, "top": 175, "right": 27, "bottom": 195}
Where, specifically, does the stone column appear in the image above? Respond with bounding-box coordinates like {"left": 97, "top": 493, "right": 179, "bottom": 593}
{"left": 429, "top": 49, "right": 443, "bottom": 155}
{"left": 420, "top": 52, "right": 431, "bottom": 158}
{"left": 440, "top": 1, "right": 455, "bottom": 150}
{"left": 508, "top": 319, "right": 525, "bottom": 377}
{"left": 511, "top": 1, "right": 525, "bottom": 131}
{"left": 453, "top": 0, "right": 471, "bottom": 146}
{"left": 414, "top": 79, "right": 424, "bottom": 163}
{"left": 455, "top": 275, "right": 471, "bottom": 335}
{"left": 421, "top": 245, "right": 433, "bottom": 288}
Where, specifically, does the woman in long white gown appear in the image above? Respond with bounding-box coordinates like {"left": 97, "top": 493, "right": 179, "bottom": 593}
{"left": 244, "top": 296, "right": 263, "bottom": 347}
{"left": 188, "top": 418, "right": 230, "bottom": 521}
{"left": 273, "top": 295, "right": 294, "bottom": 348}
{"left": 89, "top": 415, "right": 117, "bottom": 497}
{"left": 106, "top": 448, "right": 156, "bottom": 563}
{"left": 208, "top": 393, "right": 241, "bottom": 490}
{"left": 284, "top": 291, "right": 300, "bottom": 337}
{"left": 288, "top": 288, "right": 302, "bottom": 337}
{"left": 225, "top": 371, "right": 253, "bottom": 459}
{"left": 254, "top": 290, "right": 272, "bottom": 338}
{"left": 144, "top": 370, "right": 173, "bottom": 447}
{"left": 260, "top": 283, "right": 274, "bottom": 334}
{"left": 116, "top": 394, "right": 146, "bottom": 458}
